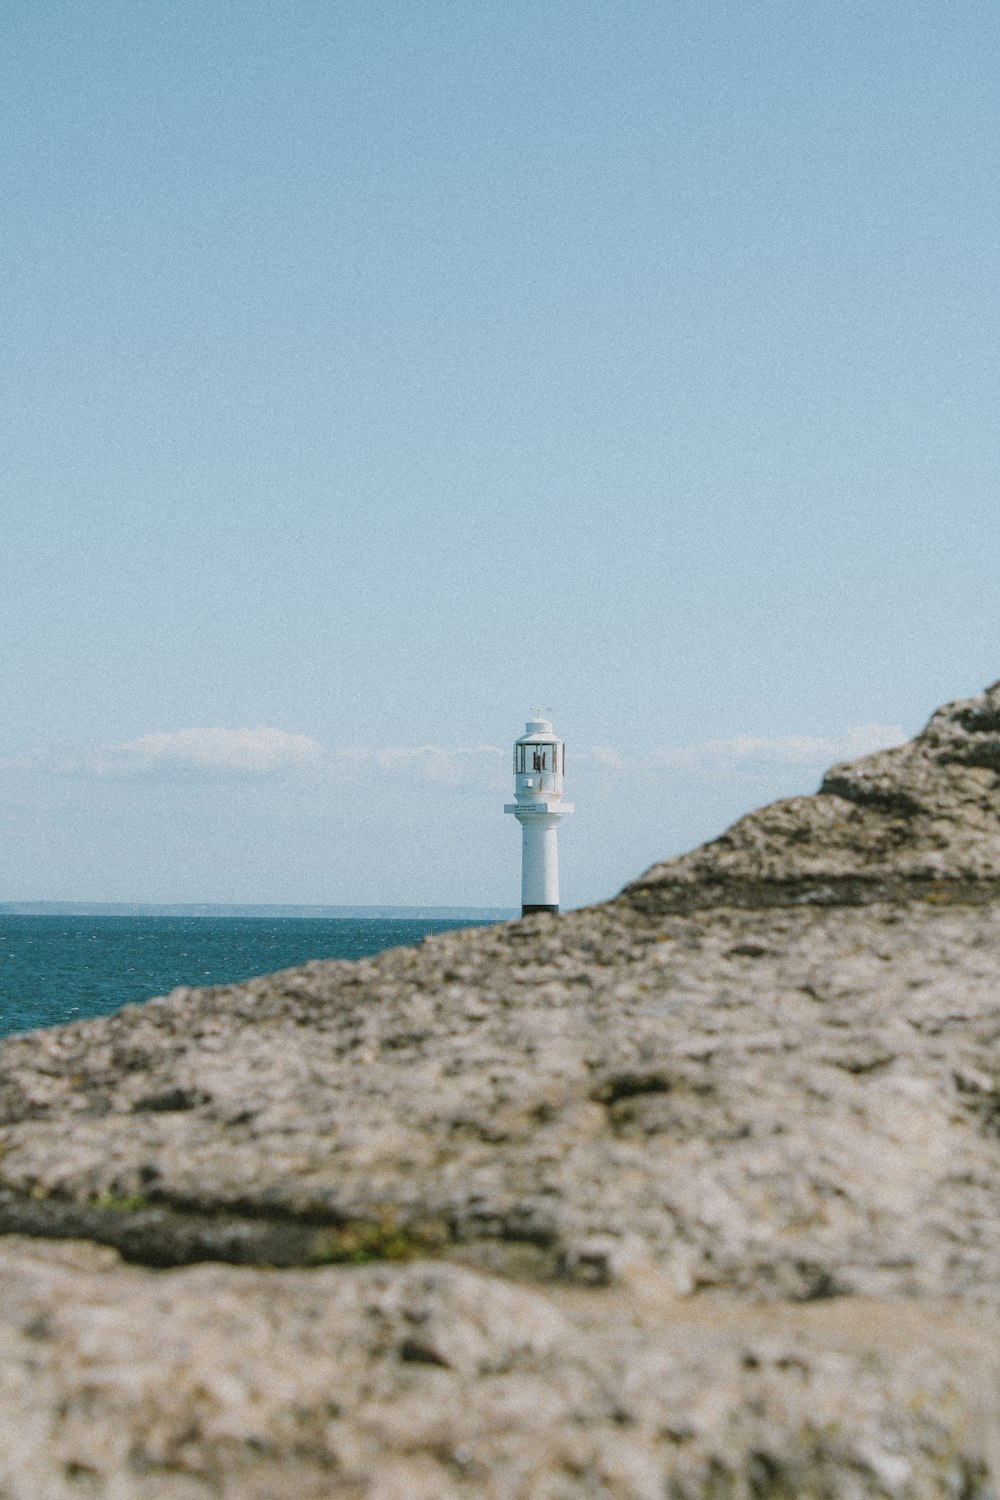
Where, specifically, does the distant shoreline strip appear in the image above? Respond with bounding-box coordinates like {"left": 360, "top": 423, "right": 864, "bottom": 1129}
{"left": 0, "top": 904, "right": 518, "bottom": 921}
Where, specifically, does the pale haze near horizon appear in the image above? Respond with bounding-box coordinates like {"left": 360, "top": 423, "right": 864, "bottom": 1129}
{"left": 2, "top": 1, "right": 998, "bottom": 910}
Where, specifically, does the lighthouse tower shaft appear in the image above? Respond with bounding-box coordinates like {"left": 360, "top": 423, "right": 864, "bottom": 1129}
{"left": 504, "top": 718, "right": 573, "bottom": 916}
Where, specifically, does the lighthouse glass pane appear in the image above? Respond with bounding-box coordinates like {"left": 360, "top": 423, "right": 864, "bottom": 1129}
{"left": 516, "top": 743, "right": 561, "bottom": 775}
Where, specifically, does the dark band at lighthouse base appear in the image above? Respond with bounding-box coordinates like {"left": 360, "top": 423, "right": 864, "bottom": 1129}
{"left": 522, "top": 903, "right": 559, "bottom": 916}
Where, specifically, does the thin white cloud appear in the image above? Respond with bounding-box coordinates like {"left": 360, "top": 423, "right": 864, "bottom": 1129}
{"left": 38, "top": 728, "right": 326, "bottom": 779}
{"left": 650, "top": 723, "right": 907, "bottom": 771}
{"left": 830, "top": 724, "right": 911, "bottom": 759}
{"left": 578, "top": 724, "right": 907, "bottom": 778}
{"left": 0, "top": 754, "right": 35, "bottom": 773}
{"left": 17, "top": 732, "right": 507, "bottom": 787}
{"left": 363, "top": 744, "right": 505, "bottom": 788}
{"left": 8, "top": 725, "right": 908, "bottom": 788}
{"left": 117, "top": 728, "right": 325, "bottom": 774}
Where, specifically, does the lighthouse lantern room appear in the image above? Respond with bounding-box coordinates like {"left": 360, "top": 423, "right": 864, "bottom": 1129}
{"left": 504, "top": 717, "right": 573, "bottom": 915}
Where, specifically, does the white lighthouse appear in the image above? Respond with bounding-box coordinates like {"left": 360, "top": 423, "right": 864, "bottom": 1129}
{"left": 504, "top": 716, "right": 573, "bottom": 916}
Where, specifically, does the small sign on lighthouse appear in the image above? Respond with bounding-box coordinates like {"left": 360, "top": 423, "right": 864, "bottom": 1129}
{"left": 504, "top": 717, "right": 573, "bottom": 916}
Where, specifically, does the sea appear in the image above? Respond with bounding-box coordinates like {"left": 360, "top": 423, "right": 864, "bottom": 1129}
{"left": 0, "top": 906, "right": 515, "bottom": 1039}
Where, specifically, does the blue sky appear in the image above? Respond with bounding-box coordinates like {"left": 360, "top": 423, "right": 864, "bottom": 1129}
{"left": 2, "top": 1, "right": 998, "bottom": 907}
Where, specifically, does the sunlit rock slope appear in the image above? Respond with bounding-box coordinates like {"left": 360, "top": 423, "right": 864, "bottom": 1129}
{"left": 3, "top": 684, "right": 1000, "bottom": 1497}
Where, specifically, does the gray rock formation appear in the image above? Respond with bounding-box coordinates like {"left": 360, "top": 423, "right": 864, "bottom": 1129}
{"left": 631, "top": 679, "right": 1000, "bottom": 907}
{"left": 3, "top": 684, "right": 1000, "bottom": 1496}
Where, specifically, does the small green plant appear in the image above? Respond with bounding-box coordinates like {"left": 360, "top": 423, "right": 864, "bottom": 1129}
{"left": 309, "top": 1222, "right": 422, "bottom": 1265}
{"left": 309, "top": 1214, "right": 448, "bottom": 1266}
{"left": 92, "top": 1190, "right": 148, "bottom": 1213}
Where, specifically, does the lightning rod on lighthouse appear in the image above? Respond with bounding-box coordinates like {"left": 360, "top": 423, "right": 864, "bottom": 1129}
{"left": 504, "top": 716, "right": 573, "bottom": 916}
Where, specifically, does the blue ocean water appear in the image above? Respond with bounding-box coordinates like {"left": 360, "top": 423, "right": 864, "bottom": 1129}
{"left": 0, "top": 915, "right": 501, "bottom": 1039}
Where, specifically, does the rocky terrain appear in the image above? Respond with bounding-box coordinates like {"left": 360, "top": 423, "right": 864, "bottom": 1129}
{"left": 4, "top": 684, "right": 1000, "bottom": 1497}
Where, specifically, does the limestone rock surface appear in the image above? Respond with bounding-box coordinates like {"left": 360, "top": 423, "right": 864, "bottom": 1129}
{"left": 3, "top": 684, "right": 1000, "bottom": 1495}
{"left": 629, "top": 681, "right": 1000, "bottom": 905}
{"left": 1, "top": 1236, "right": 996, "bottom": 1499}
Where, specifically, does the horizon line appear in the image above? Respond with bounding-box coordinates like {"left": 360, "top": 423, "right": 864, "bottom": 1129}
{"left": 0, "top": 901, "right": 520, "bottom": 920}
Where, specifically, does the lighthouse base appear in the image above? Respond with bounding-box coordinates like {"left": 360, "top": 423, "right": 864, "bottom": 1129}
{"left": 522, "top": 903, "right": 559, "bottom": 916}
